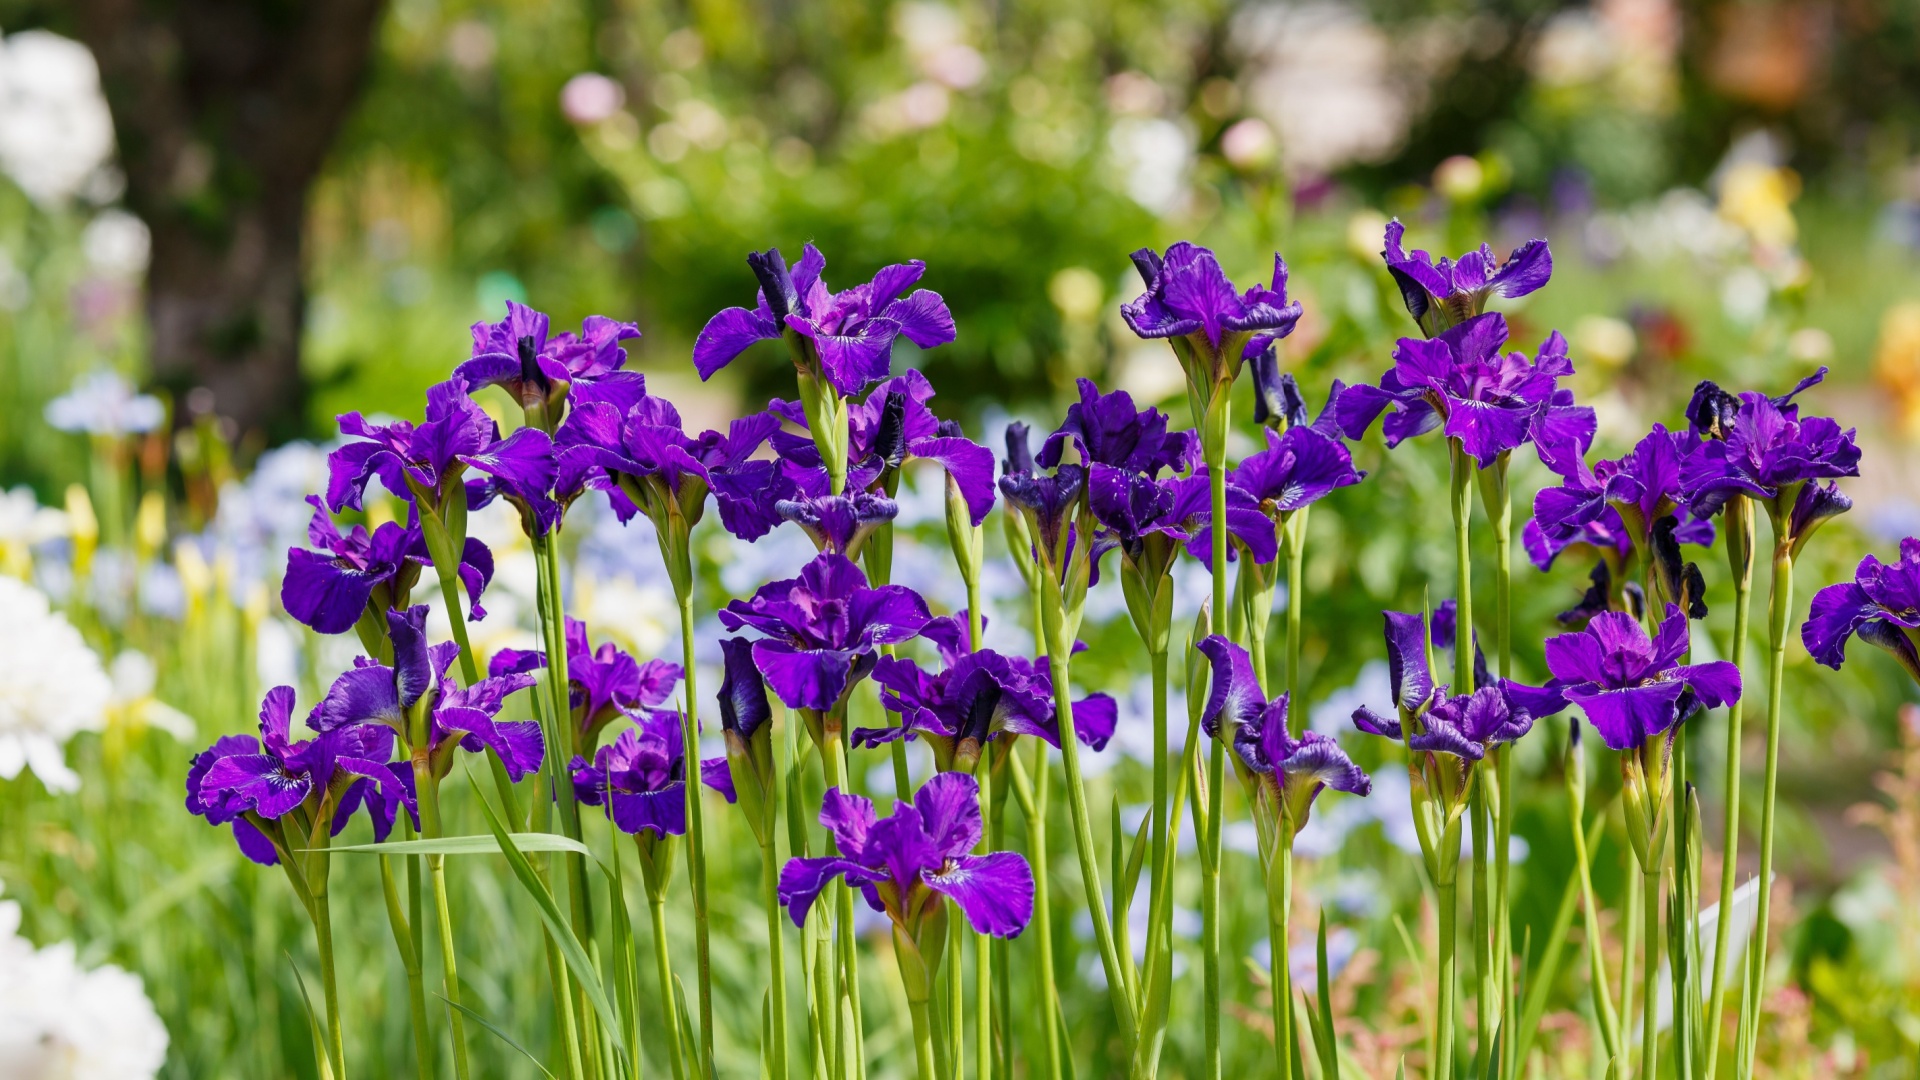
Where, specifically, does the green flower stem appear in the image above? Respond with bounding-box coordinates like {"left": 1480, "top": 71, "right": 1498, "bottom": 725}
{"left": 425, "top": 514, "right": 523, "bottom": 830}
{"left": 649, "top": 891, "right": 689, "bottom": 1080}
{"left": 415, "top": 765, "right": 472, "bottom": 1080}
{"left": 1641, "top": 868, "right": 1662, "bottom": 1080}
{"left": 1447, "top": 440, "right": 1475, "bottom": 709}
{"left": 1483, "top": 460, "right": 1516, "bottom": 1080}
{"left": 1284, "top": 508, "right": 1308, "bottom": 706}
{"left": 1569, "top": 791, "right": 1621, "bottom": 1062}
{"left": 1738, "top": 534, "right": 1794, "bottom": 1080}
{"left": 1470, "top": 788, "right": 1493, "bottom": 1076}
{"left": 1268, "top": 837, "right": 1295, "bottom": 1080}
{"left": 1703, "top": 494, "right": 1754, "bottom": 1080}
{"left": 379, "top": 828, "right": 434, "bottom": 1080}
{"left": 674, "top": 592, "right": 716, "bottom": 1075}
{"left": 1013, "top": 745, "right": 1061, "bottom": 1080}
{"left": 1204, "top": 413, "right": 1231, "bottom": 1080}
{"left": 1436, "top": 879, "right": 1459, "bottom": 1080}
{"left": 762, "top": 833, "right": 791, "bottom": 1080}
{"left": 1619, "top": 857, "right": 1639, "bottom": 1077}
{"left": 908, "top": 998, "right": 939, "bottom": 1080}
{"left": 313, "top": 886, "right": 348, "bottom": 1079}
{"left": 966, "top": 581, "right": 991, "bottom": 1080}
{"left": 819, "top": 720, "right": 866, "bottom": 1080}
{"left": 1046, "top": 637, "right": 1137, "bottom": 1042}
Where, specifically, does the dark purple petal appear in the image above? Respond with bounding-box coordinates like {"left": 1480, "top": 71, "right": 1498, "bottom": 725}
{"left": 310, "top": 665, "right": 401, "bottom": 733}
{"left": 1563, "top": 681, "right": 1688, "bottom": 751}
{"left": 717, "top": 637, "right": 772, "bottom": 740}
{"left": 610, "top": 785, "right": 688, "bottom": 837}
{"left": 1351, "top": 706, "right": 1403, "bottom": 740}
{"left": 1383, "top": 611, "right": 1434, "bottom": 712}
{"left": 1196, "top": 635, "right": 1263, "bottom": 739}
{"left": 778, "top": 856, "right": 883, "bottom": 927}
{"left": 281, "top": 549, "right": 383, "bottom": 635}
{"left": 1676, "top": 661, "right": 1741, "bottom": 709}
{"left": 1802, "top": 581, "right": 1877, "bottom": 669}
{"left": 927, "top": 852, "right": 1034, "bottom": 938}
{"left": 233, "top": 818, "right": 281, "bottom": 865}
{"left": 701, "top": 757, "right": 737, "bottom": 803}
{"left": 912, "top": 772, "right": 985, "bottom": 859}
{"left": 819, "top": 787, "right": 878, "bottom": 858}
{"left": 693, "top": 306, "right": 782, "bottom": 379}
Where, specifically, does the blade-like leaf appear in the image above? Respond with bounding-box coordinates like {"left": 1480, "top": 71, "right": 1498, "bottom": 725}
{"left": 324, "top": 833, "right": 593, "bottom": 858}
{"left": 286, "top": 953, "right": 335, "bottom": 1080}
{"left": 1517, "top": 815, "right": 1599, "bottom": 1064}
{"left": 439, "top": 994, "right": 557, "bottom": 1079}
{"left": 467, "top": 774, "right": 630, "bottom": 1064}
{"left": 1315, "top": 912, "right": 1341, "bottom": 1080}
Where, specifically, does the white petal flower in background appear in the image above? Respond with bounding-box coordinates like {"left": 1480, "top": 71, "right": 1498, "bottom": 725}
{"left": 107, "top": 651, "right": 196, "bottom": 740}
{"left": 0, "top": 576, "right": 111, "bottom": 792}
{"left": 44, "top": 371, "right": 165, "bottom": 437}
{"left": 0, "top": 487, "right": 69, "bottom": 577}
{"left": 0, "top": 30, "right": 117, "bottom": 207}
{"left": 0, "top": 891, "right": 169, "bottom": 1079}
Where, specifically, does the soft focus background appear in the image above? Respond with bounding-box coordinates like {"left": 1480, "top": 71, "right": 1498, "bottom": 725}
{"left": 3, "top": 0, "right": 1920, "bottom": 1076}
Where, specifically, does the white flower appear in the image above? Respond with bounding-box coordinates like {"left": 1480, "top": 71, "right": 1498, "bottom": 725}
{"left": 0, "top": 576, "right": 111, "bottom": 792}
{"left": 44, "top": 371, "right": 165, "bottom": 437}
{"left": 0, "top": 487, "right": 68, "bottom": 577}
{"left": 0, "top": 31, "right": 117, "bottom": 207}
{"left": 107, "top": 651, "right": 196, "bottom": 740}
{"left": 0, "top": 895, "right": 169, "bottom": 1078}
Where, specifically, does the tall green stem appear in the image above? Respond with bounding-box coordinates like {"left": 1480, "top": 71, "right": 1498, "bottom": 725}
{"left": 1470, "top": 788, "right": 1493, "bottom": 1075}
{"left": 313, "top": 889, "right": 348, "bottom": 1080}
{"left": 1025, "top": 582, "right": 1061, "bottom": 1080}
{"left": 1284, "top": 509, "right": 1307, "bottom": 707}
{"left": 1704, "top": 495, "right": 1753, "bottom": 1080}
{"left": 650, "top": 892, "right": 689, "bottom": 1080}
{"left": 763, "top": 835, "right": 791, "bottom": 1080}
{"left": 1447, "top": 440, "right": 1474, "bottom": 698}
{"left": 1268, "top": 839, "right": 1295, "bottom": 1080}
{"left": 1486, "top": 463, "right": 1516, "bottom": 1080}
{"left": 1204, "top": 418, "right": 1230, "bottom": 1080}
{"left": 379, "top": 834, "right": 434, "bottom": 1080}
{"left": 1436, "top": 880, "right": 1459, "bottom": 1080}
{"left": 1620, "top": 856, "right": 1640, "bottom": 1078}
{"left": 1570, "top": 795, "right": 1621, "bottom": 1062}
{"left": 1641, "top": 869, "right": 1662, "bottom": 1080}
{"left": 820, "top": 723, "right": 865, "bottom": 1080}
{"left": 535, "top": 537, "right": 598, "bottom": 1070}
{"left": 676, "top": 594, "right": 715, "bottom": 1075}
{"left": 908, "top": 999, "right": 939, "bottom": 1080}
{"left": 1737, "top": 538, "right": 1793, "bottom": 1080}
{"left": 416, "top": 767, "right": 472, "bottom": 1080}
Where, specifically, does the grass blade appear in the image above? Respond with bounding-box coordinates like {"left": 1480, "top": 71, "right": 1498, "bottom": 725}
{"left": 286, "top": 952, "right": 335, "bottom": 1080}
{"left": 438, "top": 994, "right": 557, "bottom": 1079}
{"left": 325, "top": 833, "right": 593, "bottom": 858}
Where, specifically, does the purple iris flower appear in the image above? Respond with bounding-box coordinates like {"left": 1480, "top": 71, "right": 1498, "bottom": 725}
{"left": 309, "top": 606, "right": 545, "bottom": 783}
{"left": 1348, "top": 607, "right": 1562, "bottom": 757}
{"left": 1803, "top": 538, "right": 1920, "bottom": 683}
{"left": 768, "top": 370, "right": 996, "bottom": 526}
{"left": 186, "top": 685, "right": 412, "bottom": 865}
{"left": 281, "top": 496, "right": 494, "bottom": 636}
{"left": 999, "top": 464, "right": 1086, "bottom": 558}
{"left": 328, "top": 379, "right": 498, "bottom": 512}
{"left": 1541, "top": 606, "right": 1741, "bottom": 752}
{"left": 717, "top": 636, "right": 774, "bottom": 744}
{"left": 501, "top": 619, "right": 684, "bottom": 752}
{"left": 692, "top": 245, "right": 957, "bottom": 397}
{"left": 1335, "top": 312, "right": 1594, "bottom": 470}
{"left": 1088, "top": 468, "right": 1275, "bottom": 572}
{"left": 776, "top": 492, "right": 899, "bottom": 558}
{"left": 1379, "top": 220, "right": 1552, "bottom": 337}
{"left": 1248, "top": 346, "right": 1310, "bottom": 430}
{"left": 718, "top": 553, "right": 933, "bottom": 713}
{"left": 1120, "top": 244, "right": 1303, "bottom": 385}
{"left": 1037, "top": 378, "right": 1197, "bottom": 476}
{"left": 1195, "top": 636, "right": 1370, "bottom": 828}
{"left": 778, "top": 772, "right": 1034, "bottom": 939}
{"left": 1679, "top": 368, "right": 1859, "bottom": 527}
{"left": 560, "top": 394, "right": 792, "bottom": 542}
{"left": 1229, "top": 421, "right": 1366, "bottom": 518}
{"left": 456, "top": 301, "right": 642, "bottom": 422}
{"left": 569, "top": 710, "right": 735, "bottom": 838}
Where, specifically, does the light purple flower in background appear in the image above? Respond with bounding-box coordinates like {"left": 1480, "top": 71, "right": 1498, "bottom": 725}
{"left": 1379, "top": 220, "right": 1552, "bottom": 337}
{"left": 1542, "top": 605, "right": 1741, "bottom": 752}
{"left": 46, "top": 370, "right": 166, "bottom": 436}
{"left": 692, "top": 245, "right": 957, "bottom": 397}
{"left": 281, "top": 496, "right": 493, "bottom": 635}
{"left": 309, "top": 605, "right": 544, "bottom": 782}
{"left": 569, "top": 710, "right": 734, "bottom": 838}
{"left": 1196, "top": 635, "right": 1370, "bottom": 832}
{"left": 1335, "top": 312, "right": 1593, "bottom": 470}
{"left": 1121, "top": 244, "right": 1303, "bottom": 382}
{"left": 718, "top": 553, "right": 932, "bottom": 712}
{"left": 1803, "top": 537, "right": 1920, "bottom": 683}
{"left": 185, "top": 685, "right": 412, "bottom": 866}
{"left": 778, "top": 772, "right": 1034, "bottom": 938}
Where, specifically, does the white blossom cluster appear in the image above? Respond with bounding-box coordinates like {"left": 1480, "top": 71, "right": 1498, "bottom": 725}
{"left": 0, "top": 891, "right": 168, "bottom": 1078}
{"left": 0, "top": 576, "right": 112, "bottom": 792}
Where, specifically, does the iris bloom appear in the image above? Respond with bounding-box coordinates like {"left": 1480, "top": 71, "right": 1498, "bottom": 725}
{"left": 494, "top": 619, "right": 683, "bottom": 753}
{"left": 186, "top": 685, "right": 412, "bottom": 866}
{"left": 775, "top": 492, "right": 899, "bottom": 558}
{"left": 1542, "top": 606, "right": 1740, "bottom": 753}
{"left": 1679, "top": 368, "right": 1860, "bottom": 542}
{"left": 693, "top": 245, "right": 957, "bottom": 397}
{"left": 778, "top": 772, "right": 1035, "bottom": 944}
{"left": 718, "top": 553, "right": 933, "bottom": 715}
{"left": 281, "top": 496, "right": 494, "bottom": 638}
{"left": 1229, "top": 420, "right": 1366, "bottom": 521}
{"left": 1121, "top": 243, "right": 1302, "bottom": 399}
{"left": 456, "top": 301, "right": 642, "bottom": 426}
{"left": 1196, "top": 636, "right": 1370, "bottom": 835}
{"left": 1379, "top": 220, "right": 1552, "bottom": 338}
{"left": 1804, "top": 537, "right": 1920, "bottom": 683}
{"left": 310, "top": 606, "right": 544, "bottom": 784}
{"left": 569, "top": 711, "right": 734, "bottom": 839}
{"left": 1335, "top": 312, "right": 1593, "bottom": 470}
{"left": 327, "top": 380, "right": 497, "bottom": 513}
{"left": 1037, "top": 378, "right": 1197, "bottom": 476}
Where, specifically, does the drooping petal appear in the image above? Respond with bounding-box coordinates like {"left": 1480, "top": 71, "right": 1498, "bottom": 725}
{"left": 693, "top": 306, "right": 781, "bottom": 379}
{"left": 280, "top": 549, "right": 384, "bottom": 635}
{"left": 1801, "top": 581, "right": 1878, "bottom": 669}
{"left": 1196, "top": 635, "right": 1264, "bottom": 738}
{"left": 1563, "top": 681, "right": 1688, "bottom": 751}
{"left": 926, "top": 852, "right": 1035, "bottom": 938}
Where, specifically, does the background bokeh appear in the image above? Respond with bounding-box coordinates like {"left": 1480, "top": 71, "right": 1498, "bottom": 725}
{"left": 3, "top": 0, "right": 1920, "bottom": 1076}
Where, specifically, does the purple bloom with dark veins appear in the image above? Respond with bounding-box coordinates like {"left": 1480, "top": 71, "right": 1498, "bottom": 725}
{"left": 1379, "top": 220, "right": 1552, "bottom": 337}
{"left": 560, "top": 395, "right": 791, "bottom": 542}
{"left": 778, "top": 773, "right": 1034, "bottom": 940}
{"left": 309, "top": 605, "right": 544, "bottom": 782}
{"left": 1088, "top": 468, "right": 1275, "bottom": 572}
{"left": 1196, "top": 636, "right": 1370, "bottom": 832}
{"left": 554, "top": 619, "right": 683, "bottom": 751}
{"left": 456, "top": 301, "right": 642, "bottom": 423}
{"left": 1348, "top": 607, "right": 1563, "bottom": 756}
{"left": 281, "top": 496, "right": 494, "bottom": 636}
{"left": 1248, "top": 346, "right": 1310, "bottom": 430}
{"left": 718, "top": 553, "right": 933, "bottom": 713}
{"left": 186, "top": 685, "right": 412, "bottom": 865}
{"left": 858, "top": 646, "right": 1117, "bottom": 767}
{"left": 775, "top": 492, "right": 899, "bottom": 558}
{"left": 1121, "top": 244, "right": 1303, "bottom": 389}
{"left": 1803, "top": 537, "right": 1920, "bottom": 683}
{"left": 1229, "top": 422, "right": 1366, "bottom": 518}
{"left": 769, "top": 370, "right": 996, "bottom": 526}
{"left": 327, "top": 379, "right": 498, "bottom": 512}
{"left": 569, "top": 710, "right": 734, "bottom": 838}
{"left": 999, "top": 465, "right": 1086, "bottom": 557}
{"left": 1679, "top": 368, "right": 1860, "bottom": 529}
{"left": 1543, "top": 605, "right": 1741, "bottom": 752}
{"left": 1335, "top": 312, "right": 1594, "bottom": 470}
{"left": 692, "top": 245, "right": 957, "bottom": 397}
{"left": 1037, "top": 378, "right": 1197, "bottom": 476}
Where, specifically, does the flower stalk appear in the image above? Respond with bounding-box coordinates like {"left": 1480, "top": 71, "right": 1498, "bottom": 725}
{"left": 1703, "top": 492, "right": 1753, "bottom": 1080}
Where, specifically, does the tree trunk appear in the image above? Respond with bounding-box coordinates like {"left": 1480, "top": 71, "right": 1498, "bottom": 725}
{"left": 70, "top": 0, "right": 386, "bottom": 442}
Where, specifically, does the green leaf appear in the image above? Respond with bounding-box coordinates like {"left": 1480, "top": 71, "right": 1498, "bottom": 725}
{"left": 438, "top": 994, "right": 556, "bottom": 1079}
{"left": 323, "top": 832, "right": 592, "bottom": 858}
{"left": 285, "top": 953, "right": 335, "bottom": 1080}
{"left": 1314, "top": 912, "right": 1341, "bottom": 1080}
{"left": 466, "top": 774, "right": 630, "bottom": 1064}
